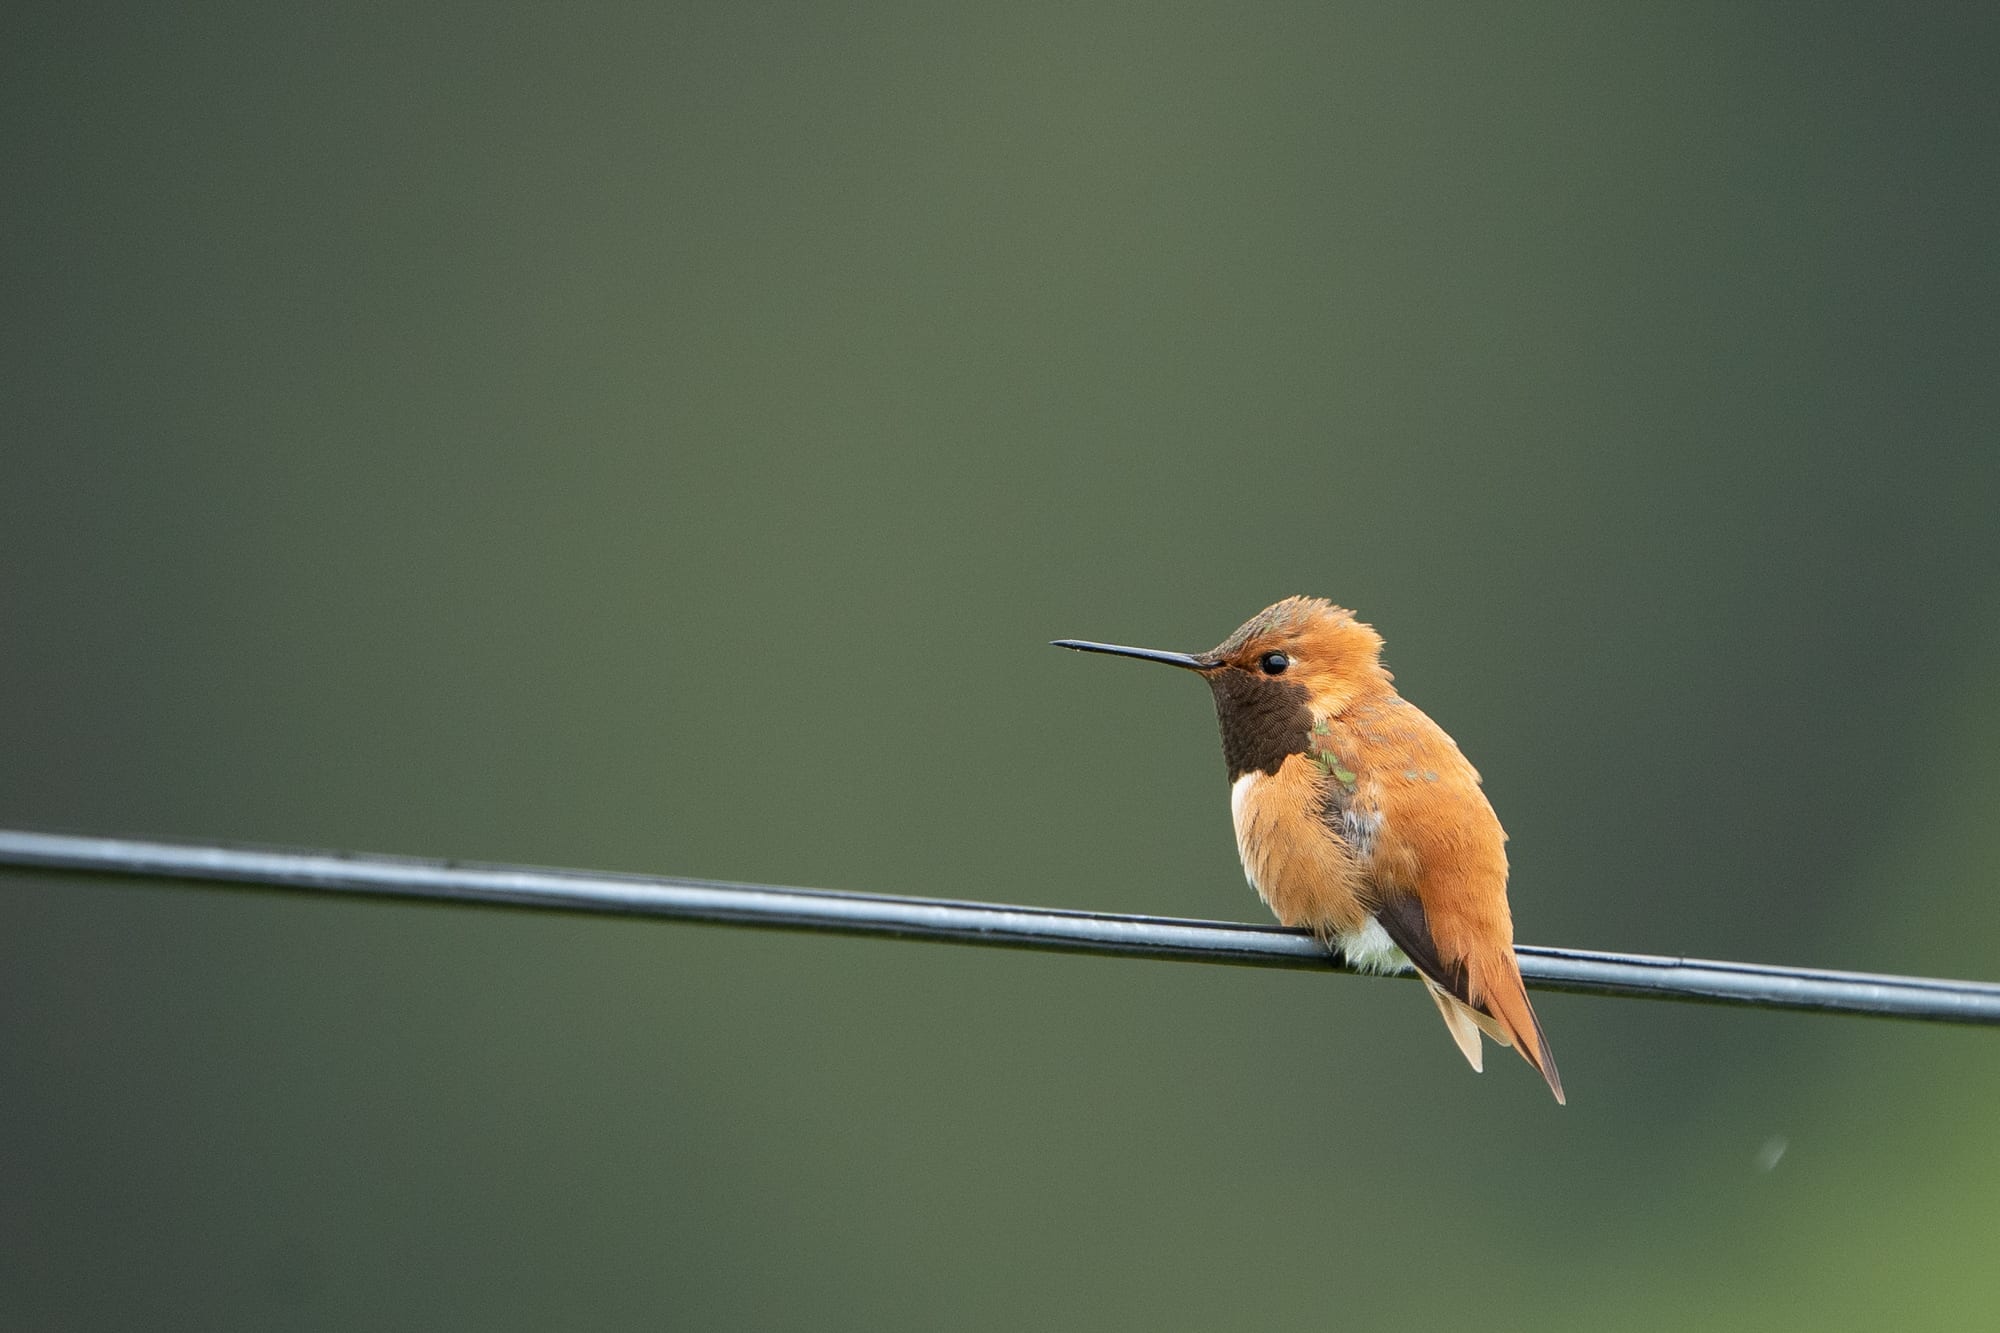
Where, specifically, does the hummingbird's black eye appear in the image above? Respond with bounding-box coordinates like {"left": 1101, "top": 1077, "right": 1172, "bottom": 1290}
{"left": 1258, "top": 651, "right": 1290, "bottom": 675}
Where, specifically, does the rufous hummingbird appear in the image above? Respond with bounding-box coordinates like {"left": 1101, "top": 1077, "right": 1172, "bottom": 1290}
{"left": 1055, "top": 596, "right": 1564, "bottom": 1103}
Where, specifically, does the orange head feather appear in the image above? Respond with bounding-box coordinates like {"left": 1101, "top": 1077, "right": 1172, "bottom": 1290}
{"left": 1205, "top": 596, "right": 1393, "bottom": 717}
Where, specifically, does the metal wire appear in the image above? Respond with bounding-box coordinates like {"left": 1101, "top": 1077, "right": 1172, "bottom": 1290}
{"left": 4, "top": 828, "right": 1997, "bottom": 1025}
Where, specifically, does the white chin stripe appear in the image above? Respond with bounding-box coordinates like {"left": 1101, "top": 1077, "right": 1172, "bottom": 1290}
{"left": 1230, "top": 771, "right": 1260, "bottom": 828}
{"left": 1229, "top": 772, "right": 1264, "bottom": 891}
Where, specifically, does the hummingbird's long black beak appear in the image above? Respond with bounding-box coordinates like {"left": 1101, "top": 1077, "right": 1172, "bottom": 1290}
{"left": 1050, "top": 640, "right": 1219, "bottom": 671}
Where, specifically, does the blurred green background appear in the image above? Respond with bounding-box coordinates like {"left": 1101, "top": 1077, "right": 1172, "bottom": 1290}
{"left": 5, "top": 3, "right": 1999, "bottom": 1328}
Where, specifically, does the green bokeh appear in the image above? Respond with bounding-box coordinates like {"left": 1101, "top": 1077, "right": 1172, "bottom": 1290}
{"left": 4, "top": 4, "right": 1998, "bottom": 1328}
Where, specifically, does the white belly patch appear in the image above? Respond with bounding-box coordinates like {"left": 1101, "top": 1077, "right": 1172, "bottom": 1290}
{"left": 1334, "top": 917, "right": 1411, "bottom": 975}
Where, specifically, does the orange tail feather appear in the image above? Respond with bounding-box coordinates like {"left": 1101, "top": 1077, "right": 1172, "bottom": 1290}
{"left": 1470, "top": 950, "right": 1565, "bottom": 1104}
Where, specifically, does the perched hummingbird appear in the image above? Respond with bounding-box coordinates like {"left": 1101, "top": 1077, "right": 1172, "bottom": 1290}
{"left": 1055, "top": 596, "right": 1563, "bottom": 1103}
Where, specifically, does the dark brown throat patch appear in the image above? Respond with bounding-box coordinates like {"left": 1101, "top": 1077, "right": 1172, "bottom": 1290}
{"left": 1206, "top": 670, "right": 1312, "bottom": 779}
